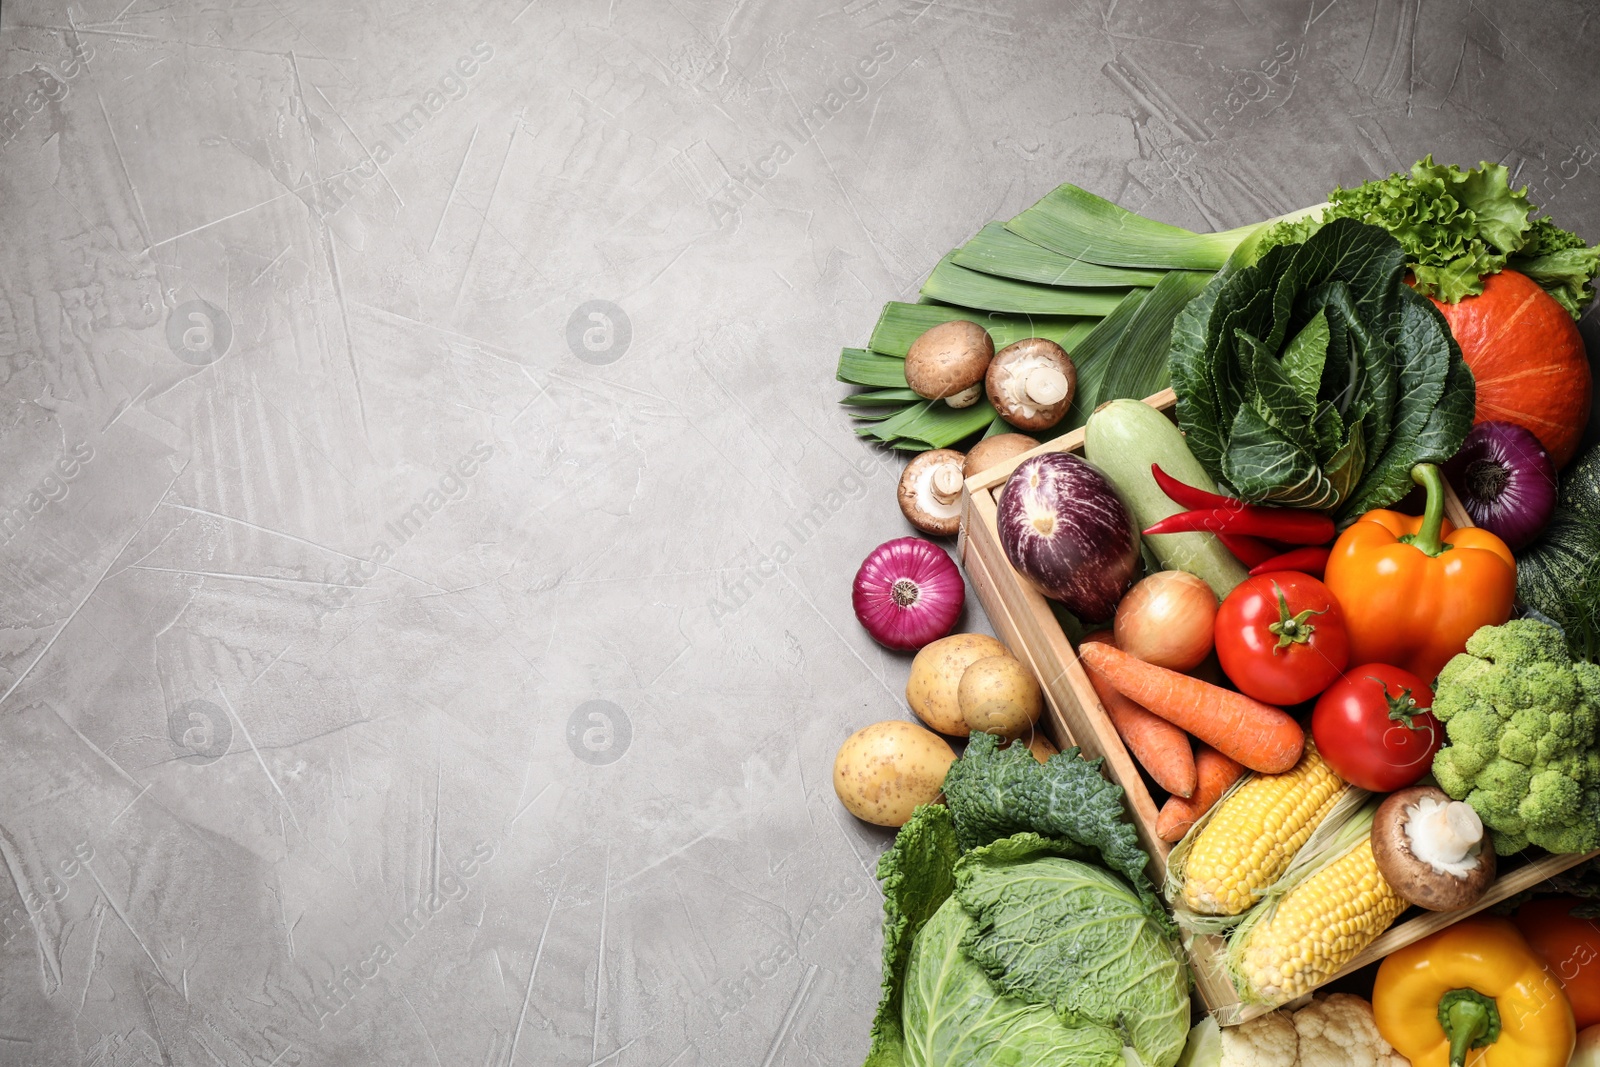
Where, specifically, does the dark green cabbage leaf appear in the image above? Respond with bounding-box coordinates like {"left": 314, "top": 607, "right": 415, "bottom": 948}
{"left": 1170, "top": 218, "right": 1474, "bottom": 517}
{"left": 940, "top": 732, "right": 1163, "bottom": 921}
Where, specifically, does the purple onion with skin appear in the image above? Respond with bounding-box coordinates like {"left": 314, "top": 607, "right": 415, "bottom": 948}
{"left": 853, "top": 537, "right": 965, "bottom": 650}
{"left": 1442, "top": 421, "right": 1559, "bottom": 551}
{"left": 997, "top": 453, "right": 1140, "bottom": 622}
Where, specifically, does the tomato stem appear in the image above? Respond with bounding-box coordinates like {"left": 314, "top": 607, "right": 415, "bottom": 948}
{"left": 1267, "top": 580, "right": 1325, "bottom": 651}
{"left": 1377, "top": 679, "right": 1423, "bottom": 730}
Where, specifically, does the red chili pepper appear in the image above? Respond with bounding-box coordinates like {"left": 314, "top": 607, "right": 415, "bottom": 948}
{"left": 1143, "top": 506, "right": 1335, "bottom": 545}
{"left": 1248, "top": 546, "right": 1332, "bottom": 578}
{"left": 1151, "top": 464, "right": 1241, "bottom": 510}
{"left": 1217, "top": 533, "right": 1282, "bottom": 568}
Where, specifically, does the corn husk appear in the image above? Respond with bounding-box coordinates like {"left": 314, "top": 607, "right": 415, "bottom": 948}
{"left": 1162, "top": 770, "right": 1369, "bottom": 936}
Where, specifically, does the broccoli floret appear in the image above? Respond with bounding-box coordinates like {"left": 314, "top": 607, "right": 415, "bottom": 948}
{"left": 1431, "top": 620, "right": 1600, "bottom": 856}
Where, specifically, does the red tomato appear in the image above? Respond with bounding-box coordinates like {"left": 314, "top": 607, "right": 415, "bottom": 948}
{"left": 1515, "top": 897, "right": 1600, "bottom": 1028}
{"left": 1311, "top": 665, "right": 1442, "bottom": 791}
{"left": 1215, "top": 571, "right": 1349, "bottom": 705}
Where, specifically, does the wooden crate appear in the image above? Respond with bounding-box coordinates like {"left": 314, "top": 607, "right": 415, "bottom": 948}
{"left": 956, "top": 388, "right": 1599, "bottom": 1024}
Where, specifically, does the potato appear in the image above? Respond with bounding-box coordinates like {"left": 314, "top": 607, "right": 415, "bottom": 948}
{"left": 832, "top": 721, "right": 956, "bottom": 827}
{"left": 907, "top": 633, "right": 1009, "bottom": 735}
{"left": 958, "top": 655, "right": 1044, "bottom": 738}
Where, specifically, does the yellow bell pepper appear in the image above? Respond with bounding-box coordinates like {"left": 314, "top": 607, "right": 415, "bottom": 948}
{"left": 1373, "top": 917, "right": 1575, "bottom": 1067}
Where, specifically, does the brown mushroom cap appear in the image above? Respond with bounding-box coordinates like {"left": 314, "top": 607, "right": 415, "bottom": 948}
{"left": 905, "top": 321, "right": 994, "bottom": 400}
{"left": 897, "top": 449, "right": 966, "bottom": 536}
{"left": 1372, "top": 786, "right": 1497, "bottom": 912}
{"left": 986, "top": 339, "right": 1075, "bottom": 431}
{"left": 963, "top": 433, "right": 1041, "bottom": 478}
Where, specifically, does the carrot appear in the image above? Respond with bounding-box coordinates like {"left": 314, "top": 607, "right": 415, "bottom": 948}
{"left": 1075, "top": 640, "right": 1304, "bottom": 774}
{"left": 1157, "top": 745, "right": 1245, "bottom": 842}
{"left": 1080, "top": 633, "right": 1196, "bottom": 797}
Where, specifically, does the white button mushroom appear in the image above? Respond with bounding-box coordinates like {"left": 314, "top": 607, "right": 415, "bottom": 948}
{"left": 1371, "top": 785, "right": 1497, "bottom": 912}
{"left": 897, "top": 449, "right": 966, "bottom": 537}
{"left": 986, "top": 338, "right": 1075, "bottom": 431}
{"left": 904, "top": 321, "right": 995, "bottom": 405}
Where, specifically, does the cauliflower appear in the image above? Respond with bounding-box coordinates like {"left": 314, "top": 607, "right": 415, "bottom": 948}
{"left": 1291, "top": 994, "right": 1408, "bottom": 1067}
{"left": 1176, "top": 996, "right": 1409, "bottom": 1067}
{"left": 1218, "top": 1011, "right": 1298, "bottom": 1067}
{"left": 1431, "top": 619, "right": 1600, "bottom": 855}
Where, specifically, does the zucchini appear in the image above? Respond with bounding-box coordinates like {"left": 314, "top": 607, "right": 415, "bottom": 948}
{"left": 1084, "top": 399, "right": 1249, "bottom": 598}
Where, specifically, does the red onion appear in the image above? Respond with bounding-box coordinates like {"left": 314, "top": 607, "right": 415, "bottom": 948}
{"left": 1442, "top": 421, "right": 1559, "bottom": 551}
{"left": 997, "top": 453, "right": 1139, "bottom": 622}
{"left": 853, "top": 537, "right": 964, "bottom": 650}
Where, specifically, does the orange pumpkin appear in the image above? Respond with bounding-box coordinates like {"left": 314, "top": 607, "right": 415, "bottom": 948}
{"left": 1430, "top": 269, "right": 1591, "bottom": 468}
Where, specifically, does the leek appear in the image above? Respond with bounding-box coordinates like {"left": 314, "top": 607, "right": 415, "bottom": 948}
{"left": 952, "top": 223, "right": 1167, "bottom": 287}
{"left": 869, "top": 302, "right": 1090, "bottom": 357}
{"left": 840, "top": 388, "right": 921, "bottom": 406}
{"left": 889, "top": 398, "right": 1003, "bottom": 450}
{"left": 1095, "top": 270, "right": 1213, "bottom": 408}
{"left": 835, "top": 182, "right": 1326, "bottom": 451}
{"left": 1006, "top": 184, "right": 1262, "bottom": 270}
{"left": 1053, "top": 288, "right": 1149, "bottom": 435}
{"left": 921, "top": 255, "right": 1142, "bottom": 316}
{"left": 837, "top": 348, "right": 909, "bottom": 388}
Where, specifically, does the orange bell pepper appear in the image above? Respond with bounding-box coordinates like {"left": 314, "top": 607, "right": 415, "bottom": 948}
{"left": 1324, "top": 464, "right": 1515, "bottom": 682}
{"left": 1374, "top": 917, "right": 1575, "bottom": 1067}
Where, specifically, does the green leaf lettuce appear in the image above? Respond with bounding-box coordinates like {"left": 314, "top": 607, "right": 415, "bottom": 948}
{"left": 1256, "top": 156, "right": 1598, "bottom": 316}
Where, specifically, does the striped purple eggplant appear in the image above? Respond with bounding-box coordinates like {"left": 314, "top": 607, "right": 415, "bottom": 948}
{"left": 997, "top": 453, "right": 1140, "bottom": 622}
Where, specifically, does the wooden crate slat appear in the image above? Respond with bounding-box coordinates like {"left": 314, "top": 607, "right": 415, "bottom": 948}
{"left": 963, "top": 489, "right": 1171, "bottom": 876}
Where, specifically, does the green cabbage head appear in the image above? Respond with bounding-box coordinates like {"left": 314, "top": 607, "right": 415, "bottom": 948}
{"left": 900, "top": 834, "right": 1189, "bottom": 1067}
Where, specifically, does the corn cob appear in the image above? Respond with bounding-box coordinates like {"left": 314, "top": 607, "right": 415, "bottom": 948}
{"left": 1233, "top": 837, "right": 1408, "bottom": 1003}
{"left": 1179, "top": 743, "right": 1344, "bottom": 916}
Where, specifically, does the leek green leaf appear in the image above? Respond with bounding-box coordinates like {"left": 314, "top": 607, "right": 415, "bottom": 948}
{"left": 838, "top": 348, "right": 910, "bottom": 387}
{"left": 870, "top": 301, "right": 1092, "bottom": 357}
{"left": 951, "top": 222, "right": 1167, "bottom": 287}
{"left": 1007, "top": 183, "right": 1259, "bottom": 270}
{"left": 1051, "top": 288, "right": 1149, "bottom": 435}
{"left": 842, "top": 389, "right": 922, "bottom": 406}
{"left": 921, "top": 255, "right": 1139, "bottom": 317}
{"left": 1096, "top": 269, "right": 1212, "bottom": 411}
{"left": 886, "top": 398, "right": 1002, "bottom": 450}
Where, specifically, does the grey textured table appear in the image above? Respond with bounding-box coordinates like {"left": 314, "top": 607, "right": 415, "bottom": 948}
{"left": 2, "top": 1, "right": 1597, "bottom": 1064}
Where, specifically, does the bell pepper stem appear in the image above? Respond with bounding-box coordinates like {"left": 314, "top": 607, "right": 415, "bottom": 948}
{"left": 1404, "top": 464, "right": 1450, "bottom": 557}
{"left": 1437, "top": 988, "right": 1501, "bottom": 1067}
